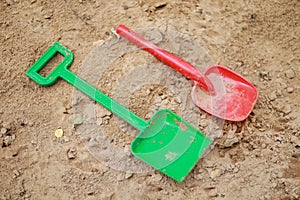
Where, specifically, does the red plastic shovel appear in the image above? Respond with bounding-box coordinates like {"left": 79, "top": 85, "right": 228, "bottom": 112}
{"left": 116, "top": 25, "right": 258, "bottom": 121}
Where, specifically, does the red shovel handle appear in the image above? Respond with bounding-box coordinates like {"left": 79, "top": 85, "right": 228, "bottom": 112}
{"left": 116, "top": 25, "right": 215, "bottom": 95}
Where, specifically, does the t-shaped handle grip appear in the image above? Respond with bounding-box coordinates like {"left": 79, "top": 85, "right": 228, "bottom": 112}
{"left": 25, "top": 42, "right": 73, "bottom": 86}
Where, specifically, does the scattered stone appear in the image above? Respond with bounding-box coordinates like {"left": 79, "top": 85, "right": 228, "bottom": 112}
{"left": 31, "top": 140, "right": 37, "bottom": 146}
{"left": 67, "top": 147, "right": 77, "bottom": 159}
{"left": 233, "top": 167, "right": 239, "bottom": 173}
{"left": 5, "top": 0, "right": 13, "bottom": 6}
{"left": 291, "top": 136, "right": 300, "bottom": 147}
{"left": 285, "top": 69, "right": 295, "bottom": 79}
{"left": 199, "top": 122, "right": 207, "bottom": 129}
{"left": 224, "top": 135, "right": 239, "bottom": 147}
{"left": 102, "top": 116, "right": 111, "bottom": 125}
{"left": 97, "top": 118, "right": 103, "bottom": 126}
{"left": 13, "top": 169, "right": 21, "bottom": 178}
{"left": 271, "top": 156, "right": 278, "bottom": 163}
{"left": 208, "top": 189, "right": 218, "bottom": 197}
{"left": 125, "top": 172, "right": 133, "bottom": 179}
{"left": 223, "top": 128, "right": 239, "bottom": 148}
{"left": 259, "top": 70, "right": 270, "bottom": 81}
{"left": 123, "top": 145, "right": 131, "bottom": 156}
{"left": 2, "top": 134, "right": 16, "bottom": 147}
{"left": 62, "top": 136, "right": 70, "bottom": 143}
{"left": 151, "top": 173, "right": 162, "bottom": 182}
{"left": 268, "top": 91, "right": 277, "bottom": 101}
{"left": 203, "top": 159, "right": 215, "bottom": 168}
{"left": 203, "top": 183, "right": 216, "bottom": 190}
{"left": 292, "top": 152, "right": 300, "bottom": 158}
{"left": 209, "top": 168, "right": 222, "bottom": 180}
{"left": 98, "top": 109, "right": 112, "bottom": 118}
{"left": 0, "top": 127, "right": 7, "bottom": 136}
{"left": 160, "top": 94, "right": 167, "bottom": 100}
{"left": 72, "top": 114, "right": 83, "bottom": 126}
{"left": 194, "top": 173, "right": 203, "bottom": 180}
{"left": 291, "top": 194, "right": 299, "bottom": 200}
{"left": 174, "top": 97, "right": 182, "bottom": 104}
{"left": 236, "top": 60, "right": 244, "bottom": 67}
{"left": 281, "top": 105, "right": 292, "bottom": 115}
{"left": 117, "top": 173, "right": 124, "bottom": 181}
{"left": 242, "top": 71, "right": 248, "bottom": 76}
{"left": 2, "top": 122, "right": 11, "bottom": 130}
{"left": 154, "top": 2, "right": 167, "bottom": 9}
{"left": 87, "top": 191, "right": 94, "bottom": 196}
{"left": 28, "top": 121, "right": 34, "bottom": 126}
{"left": 286, "top": 87, "right": 294, "bottom": 93}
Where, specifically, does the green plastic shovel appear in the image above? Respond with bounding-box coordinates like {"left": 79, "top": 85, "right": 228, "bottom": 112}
{"left": 26, "top": 42, "right": 211, "bottom": 182}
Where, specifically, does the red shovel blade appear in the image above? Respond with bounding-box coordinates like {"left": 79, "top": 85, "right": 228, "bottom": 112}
{"left": 191, "top": 65, "right": 258, "bottom": 121}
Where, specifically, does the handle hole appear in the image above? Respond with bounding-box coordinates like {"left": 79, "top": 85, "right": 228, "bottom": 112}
{"left": 39, "top": 52, "right": 64, "bottom": 77}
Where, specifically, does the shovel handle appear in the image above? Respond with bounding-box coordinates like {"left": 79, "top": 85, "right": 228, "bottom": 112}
{"left": 116, "top": 25, "right": 215, "bottom": 95}
{"left": 26, "top": 42, "right": 148, "bottom": 131}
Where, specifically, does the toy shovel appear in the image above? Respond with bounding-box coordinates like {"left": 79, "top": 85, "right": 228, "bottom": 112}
{"left": 26, "top": 42, "right": 211, "bottom": 182}
{"left": 116, "top": 25, "right": 258, "bottom": 121}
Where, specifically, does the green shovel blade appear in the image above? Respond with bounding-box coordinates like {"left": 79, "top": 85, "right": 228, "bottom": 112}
{"left": 132, "top": 109, "right": 211, "bottom": 182}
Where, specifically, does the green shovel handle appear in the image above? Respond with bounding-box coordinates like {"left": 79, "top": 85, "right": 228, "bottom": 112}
{"left": 26, "top": 42, "right": 148, "bottom": 130}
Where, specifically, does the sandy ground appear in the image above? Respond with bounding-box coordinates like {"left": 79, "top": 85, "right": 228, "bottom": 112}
{"left": 1, "top": 0, "right": 300, "bottom": 199}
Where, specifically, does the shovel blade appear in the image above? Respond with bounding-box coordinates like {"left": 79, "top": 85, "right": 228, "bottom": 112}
{"left": 131, "top": 109, "right": 211, "bottom": 182}
{"left": 192, "top": 65, "right": 258, "bottom": 121}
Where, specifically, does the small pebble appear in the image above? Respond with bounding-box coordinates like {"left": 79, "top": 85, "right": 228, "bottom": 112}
{"left": 125, "top": 172, "right": 133, "bottom": 179}
{"left": 224, "top": 135, "right": 239, "bottom": 147}
{"left": 5, "top": 0, "right": 13, "bottom": 6}
{"left": 199, "top": 121, "right": 207, "bottom": 128}
{"left": 209, "top": 168, "right": 222, "bottom": 180}
{"left": 67, "top": 148, "right": 77, "bottom": 159}
{"left": 233, "top": 167, "right": 239, "bottom": 173}
{"left": 175, "top": 97, "right": 182, "bottom": 104}
{"left": 0, "top": 127, "right": 7, "bottom": 135}
{"left": 98, "top": 110, "right": 112, "bottom": 118}
{"left": 286, "top": 87, "right": 294, "bottom": 93}
{"left": 223, "top": 129, "right": 239, "bottom": 147}
{"left": 2, "top": 122, "right": 11, "bottom": 130}
{"left": 151, "top": 173, "right": 162, "bottom": 182}
{"left": 43, "top": 14, "right": 52, "bottom": 19}
{"left": 13, "top": 169, "right": 21, "bottom": 178}
{"left": 291, "top": 136, "right": 300, "bottom": 147}
{"left": 281, "top": 105, "right": 292, "bottom": 115}
{"left": 271, "top": 156, "right": 278, "bottom": 163}
{"left": 62, "top": 136, "right": 70, "bottom": 143}
{"left": 2, "top": 134, "right": 16, "bottom": 147}
{"left": 242, "top": 71, "right": 248, "bottom": 76}
{"left": 268, "top": 92, "right": 277, "bottom": 101}
{"left": 154, "top": 2, "right": 167, "bottom": 9}
{"left": 73, "top": 114, "right": 83, "bottom": 126}
{"left": 208, "top": 189, "right": 218, "bottom": 197}
{"left": 117, "top": 173, "right": 124, "bottom": 181}
{"left": 203, "top": 159, "right": 215, "bottom": 168}
{"left": 285, "top": 69, "right": 295, "bottom": 79}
